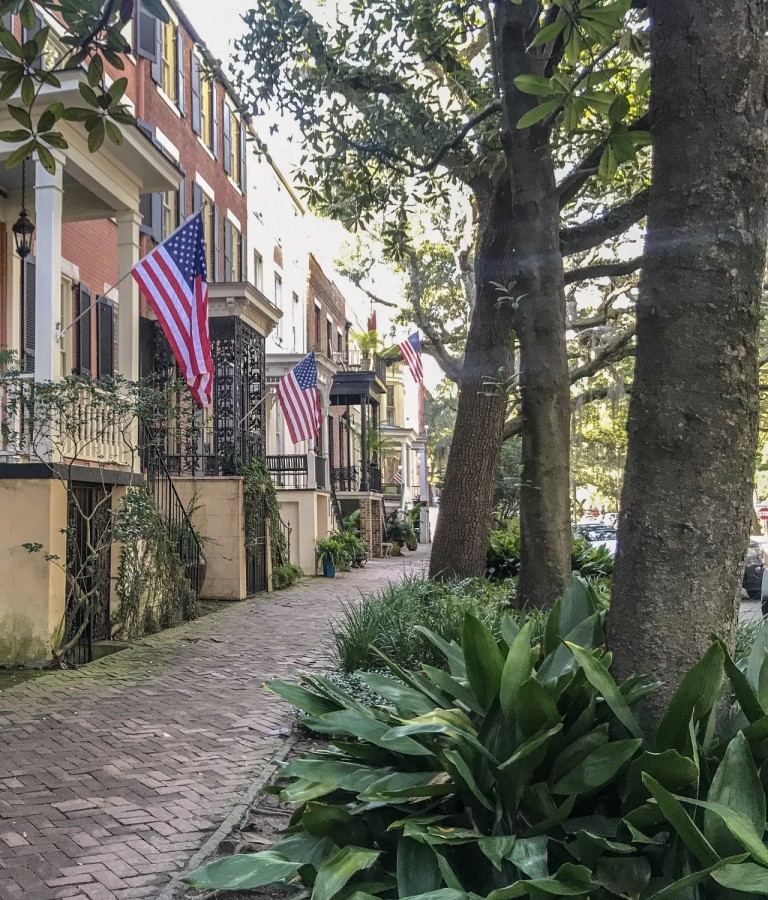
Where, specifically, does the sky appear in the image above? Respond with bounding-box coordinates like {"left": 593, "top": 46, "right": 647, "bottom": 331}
{"left": 178, "top": 0, "right": 445, "bottom": 392}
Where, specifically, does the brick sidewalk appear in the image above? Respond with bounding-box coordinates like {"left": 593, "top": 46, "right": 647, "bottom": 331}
{"left": 0, "top": 549, "right": 430, "bottom": 899}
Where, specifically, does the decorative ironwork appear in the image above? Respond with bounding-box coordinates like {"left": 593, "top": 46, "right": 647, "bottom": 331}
{"left": 266, "top": 453, "right": 308, "bottom": 488}
{"left": 64, "top": 483, "right": 113, "bottom": 665}
{"left": 314, "top": 454, "right": 327, "bottom": 490}
{"left": 150, "top": 317, "right": 266, "bottom": 475}
{"left": 143, "top": 429, "right": 203, "bottom": 605}
{"left": 246, "top": 487, "right": 268, "bottom": 595}
{"left": 368, "top": 462, "right": 383, "bottom": 493}
{"left": 332, "top": 465, "right": 359, "bottom": 493}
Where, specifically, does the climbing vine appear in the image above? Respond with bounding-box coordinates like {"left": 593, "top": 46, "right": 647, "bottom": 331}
{"left": 241, "top": 458, "right": 301, "bottom": 589}
{"left": 113, "top": 488, "right": 199, "bottom": 637}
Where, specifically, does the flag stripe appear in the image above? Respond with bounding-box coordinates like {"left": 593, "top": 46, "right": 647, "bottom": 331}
{"left": 398, "top": 332, "right": 423, "bottom": 383}
{"left": 275, "top": 353, "right": 323, "bottom": 444}
{"left": 131, "top": 212, "right": 213, "bottom": 407}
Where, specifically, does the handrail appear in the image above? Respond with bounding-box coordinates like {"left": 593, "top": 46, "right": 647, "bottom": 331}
{"left": 143, "top": 427, "right": 203, "bottom": 603}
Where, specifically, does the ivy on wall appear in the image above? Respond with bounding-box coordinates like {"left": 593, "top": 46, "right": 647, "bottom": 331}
{"left": 113, "top": 488, "right": 199, "bottom": 637}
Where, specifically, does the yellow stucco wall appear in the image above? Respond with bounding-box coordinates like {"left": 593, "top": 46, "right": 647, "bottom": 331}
{"left": 0, "top": 479, "right": 68, "bottom": 664}
{"left": 172, "top": 477, "right": 247, "bottom": 600}
{"left": 275, "top": 489, "right": 333, "bottom": 576}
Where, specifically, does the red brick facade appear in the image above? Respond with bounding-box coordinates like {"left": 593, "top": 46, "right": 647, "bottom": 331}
{"left": 32, "top": 1, "right": 250, "bottom": 376}
{"left": 306, "top": 255, "right": 350, "bottom": 469}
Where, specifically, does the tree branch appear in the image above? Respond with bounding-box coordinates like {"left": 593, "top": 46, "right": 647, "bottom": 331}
{"left": 557, "top": 115, "right": 650, "bottom": 209}
{"left": 564, "top": 257, "right": 642, "bottom": 285}
{"left": 560, "top": 189, "right": 649, "bottom": 256}
{"left": 568, "top": 325, "right": 636, "bottom": 383}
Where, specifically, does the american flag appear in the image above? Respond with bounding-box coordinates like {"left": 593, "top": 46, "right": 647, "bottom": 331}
{"left": 398, "top": 332, "right": 423, "bottom": 383}
{"left": 392, "top": 469, "right": 402, "bottom": 486}
{"left": 131, "top": 212, "right": 214, "bottom": 407}
{"left": 276, "top": 352, "right": 323, "bottom": 444}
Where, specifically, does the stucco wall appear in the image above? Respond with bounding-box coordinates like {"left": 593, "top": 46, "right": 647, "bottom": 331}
{"left": 275, "top": 489, "right": 333, "bottom": 576}
{"left": 0, "top": 479, "right": 68, "bottom": 664}
{"left": 172, "top": 477, "right": 247, "bottom": 601}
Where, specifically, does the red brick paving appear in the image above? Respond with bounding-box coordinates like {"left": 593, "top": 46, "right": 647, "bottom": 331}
{"left": 0, "top": 549, "right": 429, "bottom": 899}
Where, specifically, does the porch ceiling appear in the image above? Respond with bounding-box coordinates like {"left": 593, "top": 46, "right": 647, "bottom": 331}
{"left": 0, "top": 71, "right": 180, "bottom": 221}
{"left": 330, "top": 370, "right": 386, "bottom": 406}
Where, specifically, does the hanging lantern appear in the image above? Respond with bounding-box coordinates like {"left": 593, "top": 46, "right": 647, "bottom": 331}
{"left": 12, "top": 159, "right": 34, "bottom": 259}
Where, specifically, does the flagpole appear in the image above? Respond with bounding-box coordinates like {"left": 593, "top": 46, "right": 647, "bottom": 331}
{"left": 54, "top": 211, "right": 203, "bottom": 343}
{"left": 236, "top": 388, "right": 275, "bottom": 428}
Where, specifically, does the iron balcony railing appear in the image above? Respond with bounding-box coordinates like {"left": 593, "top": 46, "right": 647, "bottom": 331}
{"left": 267, "top": 453, "right": 328, "bottom": 490}
{"left": 331, "top": 462, "right": 383, "bottom": 493}
{"left": 152, "top": 425, "right": 261, "bottom": 477}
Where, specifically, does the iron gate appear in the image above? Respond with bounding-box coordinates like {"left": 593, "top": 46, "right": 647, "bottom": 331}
{"left": 245, "top": 490, "right": 268, "bottom": 595}
{"left": 65, "top": 483, "right": 113, "bottom": 665}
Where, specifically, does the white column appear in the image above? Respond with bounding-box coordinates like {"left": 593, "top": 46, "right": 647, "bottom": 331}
{"left": 307, "top": 438, "right": 318, "bottom": 489}
{"left": 418, "top": 442, "right": 431, "bottom": 542}
{"left": 321, "top": 413, "right": 330, "bottom": 490}
{"left": 34, "top": 153, "right": 64, "bottom": 381}
{"left": 116, "top": 209, "right": 142, "bottom": 381}
{"left": 400, "top": 441, "right": 408, "bottom": 510}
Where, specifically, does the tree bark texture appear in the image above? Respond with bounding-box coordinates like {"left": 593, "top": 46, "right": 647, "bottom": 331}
{"left": 429, "top": 182, "right": 515, "bottom": 580}
{"left": 610, "top": 0, "right": 768, "bottom": 726}
{"left": 429, "top": 0, "right": 572, "bottom": 602}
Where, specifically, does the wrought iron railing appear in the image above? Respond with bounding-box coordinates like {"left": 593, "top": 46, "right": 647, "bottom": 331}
{"left": 143, "top": 431, "right": 203, "bottom": 605}
{"left": 266, "top": 453, "right": 308, "bottom": 488}
{"left": 331, "top": 462, "right": 383, "bottom": 493}
{"left": 344, "top": 352, "right": 387, "bottom": 383}
{"left": 315, "top": 454, "right": 328, "bottom": 490}
{"left": 155, "top": 425, "right": 260, "bottom": 476}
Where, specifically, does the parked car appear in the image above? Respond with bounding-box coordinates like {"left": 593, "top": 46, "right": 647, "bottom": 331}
{"left": 743, "top": 540, "right": 765, "bottom": 601}
{"left": 574, "top": 523, "right": 618, "bottom": 556}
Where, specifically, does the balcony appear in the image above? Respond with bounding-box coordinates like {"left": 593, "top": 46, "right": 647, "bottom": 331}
{"left": 331, "top": 462, "right": 383, "bottom": 494}
{"left": 266, "top": 453, "right": 328, "bottom": 490}
{"left": 1, "top": 377, "right": 133, "bottom": 468}
{"left": 145, "top": 425, "right": 261, "bottom": 477}
{"left": 329, "top": 352, "right": 387, "bottom": 406}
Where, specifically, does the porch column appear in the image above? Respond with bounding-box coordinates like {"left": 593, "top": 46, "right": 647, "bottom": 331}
{"left": 34, "top": 152, "right": 64, "bottom": 381}
{"left": 307, "top": 439, "right": 318, "bottom": 489}
{"left": 419, "top": 443, "right": 431, "bottom": 542}
{"left": 116, "top": 209, "right": 142, "bottom": 381}
{"left": 321, "top": 415, "right": 330, "bottom": 489}
{"left": 360, "top": 400, "right": 369, "bottom": 491}
{"left": 400, "top": 441, "right": 408, "bottom": 510}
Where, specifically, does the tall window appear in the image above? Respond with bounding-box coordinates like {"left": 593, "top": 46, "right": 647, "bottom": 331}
{"left": 202, "top": 193, "right": 215, "bottom": 276}
{"left": 59, "top": 276, "right": 72, "bottom": 376}
{"left": 253, "top": 250, "right": 263, "bottom": 290}
{"left": 274, "top": 272, "right": 283, "bottom": 307}
{"left": 200, "top": 75, "right": 213, "bottom": 150}
{"left": 161, "top": 189, "right": 178, "bottom": 240}
{"left": 229, "top": 109, "right": 240, "bottom": 183}
{"left": 160, "top": 18, "right": 177, "bottom": 102}
{"left": 231, "top": 223, "right": 241, "bottom": 281}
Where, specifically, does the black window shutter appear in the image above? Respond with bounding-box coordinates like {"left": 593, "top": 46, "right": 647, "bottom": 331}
{"left": 97, "top": 297, "right": 114, "bottom": 377}
{"left": 213, "top": 205, "right": 221, "bottom": 281}
{"left": 237, "top": 231, "right": 244, "bottom": 281}
{"left": 223, "top": 104, "right": 232, "bottom": 175}
{"left": 176, "top": 29, "right": 185, "bottom": 113}
{"left": 178, "top": 179, "right": 186, "bottom": 224}
{"left": 190, "top": 53, "right": 201, "bottom": 134}
{"left": 223, "top": 218, "right": 232, "bottom": 281}
{"left": 76, "top": 285, "right": 92, "bottom": 376}
{"left": 239, "top": 123, "right": 246, "bottom": 190}
{"left": 136, "top": 1, "right": 159, "bottom": 63}
{"left": 22, "top": 258, "right": 35, "bottom": 373}
{"left": 192, "top": 182, "right": 203, "bottom": 213}
{"left": 154, "top": 193, "right": 163, "bottom": 241}
{"left": 211, "top": 87, "right": 219, "bottom": 158}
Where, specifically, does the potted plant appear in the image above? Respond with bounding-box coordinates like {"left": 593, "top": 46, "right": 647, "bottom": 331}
{"left": 352, "top": 330, "right": 379, "bottom": 369}
{"left": 384, "top": 511, "right": 416, "bottom": 556}
{"left": 339, "top": 510, "right": 369, "bottom": 567}
{"left": 315, "top": 537, "right": 348, "bottom": 577}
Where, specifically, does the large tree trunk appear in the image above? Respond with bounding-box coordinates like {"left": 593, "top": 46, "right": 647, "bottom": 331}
{"left": 429, "top": 0, "right": 573, "bottom": 600}
{"left": 429, "top": 183, "right": 515, "bottom": 580}
{"left": 610, "top": 0, "right": 768, "bottom": 725}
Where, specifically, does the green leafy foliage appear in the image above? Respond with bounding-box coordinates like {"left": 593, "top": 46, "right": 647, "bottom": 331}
{"left": 329, "top": 575, "right": 522, "bottom": 674}
{"left": 185, "top": 581, "right": 768, "bottom": 898}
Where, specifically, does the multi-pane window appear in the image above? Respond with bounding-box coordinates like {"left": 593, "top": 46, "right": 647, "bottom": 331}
{"left": 274, "top": 272, "right": 283, "bottom": 307}
{"left": 201, "top": 193, "right": 215, "bottom": 276}
{"left": 229, "top": 109, "right": 240, "bottom": 184}
{"left": 59, "top": 276, "right": 72, "bottom": 376}
{"left": 200, "top": 75, "right": 213, "bottom": 151}
{"left": 253, "top": 250, "right": 263, "bottom": 291}
{"left": 161, "top": 18, "right": 177, "bottom": 102}
{"left": 231, "top": 224, "right": 241, "bottom": 281}
{"left": 161, "top": 189, "right": 178, "bottom": 240}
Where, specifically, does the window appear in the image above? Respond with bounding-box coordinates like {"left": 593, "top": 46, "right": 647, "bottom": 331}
{"left": 201, "top": 192, "right": 215, "bottom": 277}
{"left": 337, "top": 328, "right": 342, "bottom": 353}
{"left": 274, "top": 273, "right": 283, "bottom": 341}
{"left": 314, "top": 303, "right": 321, "bottom": 349}
{"left": 161, "top": 190, "right": 178, "bottom": 240}
{"left": 253, "top": 250, "right": 263, "bottom": 290}
{"left": 224, "top": 219, "right": 242, "bottom": 281}
{"left": 59, "top": 276, "right": 72, "bottom": 376}
{"left": 200, "top": 75, "right": 212, "bottom": 149}
{"left": 160, "top": 18, "right": 177, "bottom": 102}
{"left": 326, "top": 318, "right": 333, "bottom": 356}
{"left": 224, "top": 103, "right": 241, "bottom": 184}
{"left": 386, "top": 385, "right": 395, "bottom": 425}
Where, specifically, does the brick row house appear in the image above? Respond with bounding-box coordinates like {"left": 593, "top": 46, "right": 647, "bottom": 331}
{"left": 0, "top": 0, "right": 280, "bottom": 666}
